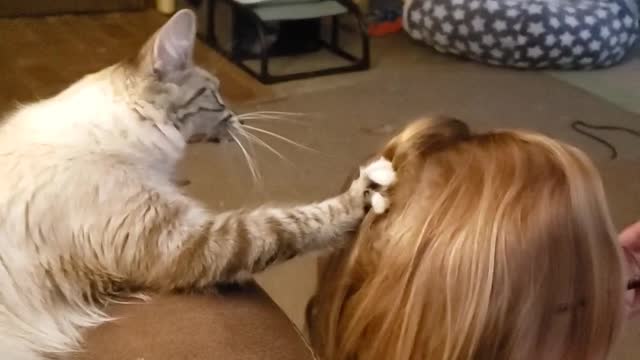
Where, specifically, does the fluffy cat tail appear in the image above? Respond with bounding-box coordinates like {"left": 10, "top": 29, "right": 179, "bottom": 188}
{"left": 0, "top": 301, "right": 112, "bottom": 359}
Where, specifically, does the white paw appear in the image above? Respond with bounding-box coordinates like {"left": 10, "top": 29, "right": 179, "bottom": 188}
{"left": 356, "top": 156, "right": 395, "bottom": 214}
{"left": 364, "top": 157, "right": 396, "bottom": 187}
{"left": 370, "top": 192, "right": 389, "bottom": 214}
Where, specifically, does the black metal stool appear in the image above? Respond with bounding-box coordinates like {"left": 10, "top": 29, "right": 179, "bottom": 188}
{"left": 181, "top": 0, "right": 370, "bottom": 84}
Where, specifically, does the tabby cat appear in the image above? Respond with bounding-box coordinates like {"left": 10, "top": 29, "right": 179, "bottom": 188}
{"left": 0, "top": 10, "right": 394, "bottom": 360}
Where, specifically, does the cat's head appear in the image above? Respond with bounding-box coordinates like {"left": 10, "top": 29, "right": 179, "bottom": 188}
{"left": 122, "top": 9, "right": 240, "bottom": 145}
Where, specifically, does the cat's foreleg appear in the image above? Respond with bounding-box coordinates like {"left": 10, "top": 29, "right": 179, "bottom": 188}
{"left": 128, "top": 158, "right": 395, "bottom": 290}
{"left": 210, "top": 157, "right": 396, "bottom": 283}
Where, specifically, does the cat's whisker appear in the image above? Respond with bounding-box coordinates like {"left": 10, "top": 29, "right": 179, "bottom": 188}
{"left": 238, "top": 113, "right": 308, "bottom": 125}
{"left": 242, "top": 125, "right": 318, "bottom": 153}
{"left": 230, "top": 132, "right": 261, "bottom": 182}
{"left": 243, "top": 111, "right": 307, "bottom": 118}
{"left": 241, "top": 130, "right": 293, "bottom": 165}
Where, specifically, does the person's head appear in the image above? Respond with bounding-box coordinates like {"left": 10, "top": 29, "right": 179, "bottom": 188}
{"left": 309, "top": 117, "right": 626, "bottom": 360}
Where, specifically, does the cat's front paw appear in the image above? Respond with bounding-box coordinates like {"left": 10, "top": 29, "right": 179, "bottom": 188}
{"left": 349, "top": 157, "right": 396, "bottom": 214}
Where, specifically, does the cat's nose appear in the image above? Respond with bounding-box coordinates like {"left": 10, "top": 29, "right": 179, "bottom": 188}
{"left": 239, "top": 119, "right": 245, "bottom": 125}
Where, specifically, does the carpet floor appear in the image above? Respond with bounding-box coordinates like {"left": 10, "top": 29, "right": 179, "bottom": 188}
{"left": 550, "top": 44, "right": 640, "bottom": 116}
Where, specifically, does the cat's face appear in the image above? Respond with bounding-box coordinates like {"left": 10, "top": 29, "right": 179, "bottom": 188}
{"left": 129, "top": 10, "right": 241, "bottom": 144}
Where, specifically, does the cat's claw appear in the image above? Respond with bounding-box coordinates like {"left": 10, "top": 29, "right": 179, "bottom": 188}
{"left": 370, "top": 192, "right": 389, "bottom": 214}
{"left": 363, "top": 157, "right": 396, "bottom": 187}
{"left": 354, "top": 157, "right": 396, "bottom": 214}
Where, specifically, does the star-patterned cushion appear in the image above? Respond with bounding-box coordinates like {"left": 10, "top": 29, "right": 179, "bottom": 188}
{"left": 403, "top": 0, "right": 639, "bottom": 69}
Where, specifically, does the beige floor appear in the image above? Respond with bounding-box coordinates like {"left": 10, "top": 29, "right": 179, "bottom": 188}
{"left": 180, "top": 33, "right": 640, "bottom": 358}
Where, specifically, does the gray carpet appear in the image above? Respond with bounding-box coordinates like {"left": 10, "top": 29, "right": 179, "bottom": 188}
{"left": 549, "top": 44, "right": 640, "bottom": 116}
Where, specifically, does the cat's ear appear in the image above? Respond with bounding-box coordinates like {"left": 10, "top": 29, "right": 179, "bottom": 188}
{"left": 144, "top": 9, "right": 197, "bottom": 77}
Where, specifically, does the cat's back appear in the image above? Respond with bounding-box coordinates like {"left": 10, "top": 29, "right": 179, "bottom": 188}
{"left": 0, "top": 73, "right": 156, "bottom": 233}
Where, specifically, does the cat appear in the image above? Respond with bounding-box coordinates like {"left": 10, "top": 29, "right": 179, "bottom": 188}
{"left": 0, "top": 9, "right": 395, "bottom": 360}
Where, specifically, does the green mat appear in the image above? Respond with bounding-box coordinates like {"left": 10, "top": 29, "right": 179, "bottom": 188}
{"left": 548, "top": 44, "right": 640, "bottom": 116}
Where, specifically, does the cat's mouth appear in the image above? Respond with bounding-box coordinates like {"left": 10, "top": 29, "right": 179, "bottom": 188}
{"left": 187, "top": 117, "right": 244, "bottom": 144}
{"left": 187, "top": 133, "right": 232, "bottom": 144}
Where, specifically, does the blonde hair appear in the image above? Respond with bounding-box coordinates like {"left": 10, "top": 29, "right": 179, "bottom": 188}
{"left": 308, "top": 117, "right": 625, "bottom": 360}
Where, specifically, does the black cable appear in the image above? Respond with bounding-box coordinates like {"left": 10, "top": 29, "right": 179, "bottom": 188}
{"left": 570, "top": 120, "right": 640, "bottom": 159}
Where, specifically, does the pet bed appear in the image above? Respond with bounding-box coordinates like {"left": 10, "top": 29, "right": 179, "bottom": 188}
{"left": 403, "top": 0, "right": 639, "bottom": 69}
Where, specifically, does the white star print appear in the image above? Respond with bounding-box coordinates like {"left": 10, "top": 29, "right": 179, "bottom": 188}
{"left": 548, "top": 4, "right": 558, "bottom": 12}
{"left": 545, "top": 34, "right": 557, "bottom": 46}
{"left": 452, "top": 0, "right": 464, "bottom": 5}
{"left": 623, "top": 15, "right": 634, "bottom": 28}
{"left": 549, "top": 48, "right": 561, "bottom": 58}
{"left": 505, "top": 0, "right": 517, "bottom": 6}
{"left": 579, "top": 57, "right": 593, "bottom": 65}
{"left": 442, "top": 22, "right": 454, "bottom": 33}
{"left": 600, "top": 26, "right": 610, "bottom": 39}
{"left": 558, "top": 56, "right": 573, "bottom": 65}
{"left": 527, "top": 22, "right": 545, "bottom": 37}
{"left": 458, "top": 24, "right": 469, "bottom": 36}
{"left": 453, "top": 9, "right": 465, "bottom": 20}
{"left": 612, "top": 19, "right": 621, "bottom": 30}
{"left": 572, "top": 45, "right": 584, "bottom": 55}
{"left": 471, "top": 16, "right": 485, "bottom": 31}
{"left": 434, "top": 45, "right": 446, "bottom": 53}
{"left": 630, "top": 34, "right": 638, "bottom": 45}
{"left": 469, "top": 41, "right": 483, "bottom": 54}
{"left": 469, "top": 0, "right": 480, "bottom": 9}
{"left": 455, "top": 40, "right": 467, "bottom": 51}
{"left": 493, "top": 20, "right": 507, "bottom": 32}
{"left": 411, "top": 29, "right": 423, "bottom": 40}
{"left": 535, "top": 61, "right": 548, "bottom": 69}
{"left": 560, "top": 32, "right": 575, "bottom": 46}
{"left": 527, "top": 46, "right": 543, "bottom": 59}
{"left": 609, "top": 3, "right": 621, "bottom": 14}
{"left": 500, "top": 36, "right": 516, "bottom": 48}
{"left": 610, "top": 36, "right": 618, "bottom": 46}
{"left": 506, "top": 8, "right": 519, "bottom": 18}
{"left": 485, "top": 0, "right": 500, "bottom": 13}
{"left": 565, "top": 6, "right": 576, "bottom": 13}
{"left": 620, "top": 33, "right": 628, "bottom": 44}
{"left": 517, "top": 35, "right": 527, "bottom": 45}
{"left": 528, "top": 4, "right": 543, "bottom": 14}
{"left": 411, "top": 10, "right": 422, "bottom": 23}
{"left": 549, "top": 18, "right": 561, "bottom": 29}
{"left": 482, "top": 34, "right": 496, "bottom": 46}
{"left": 565, "top": 16, "right": 579, "bottom": 28}
{"left": 599, "top": 50, "right": 610, "bottom": 61}
{"left": 579, "top": 30, "right": 591, "bottom": 40}
{"left": 422, "top": 1, "right": 432, "bottom": 11}
{"left": 490, "top": 48, "right": 504, "bottom": 58}
{"left": 434, "top": 33, "right": 449, "bottom": 45}
{"left": 595, "top": 9, "right": 607, "bottom": 19}
{"left": 433, "top": 5, "right": 447, "bottom": 19}
{"left": 424, "top": 17, "right": 434, "bottom": 28}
